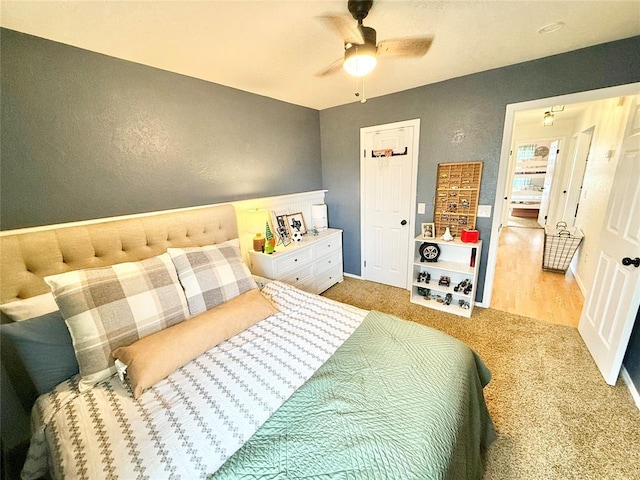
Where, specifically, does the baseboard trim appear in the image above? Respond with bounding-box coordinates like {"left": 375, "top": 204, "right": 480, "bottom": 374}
{"left": 571, "top": 264, "right": 588, "bottom": 298}
{"left": 621, "top": 366, "right": 640, "bottom": 410}
{"left": 343, "top": 272, "right": 362, "bottom": 280}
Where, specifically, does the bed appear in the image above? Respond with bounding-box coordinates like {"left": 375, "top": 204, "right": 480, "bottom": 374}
{"left": 0, "top": 204, "right": 495, "bottom": 479}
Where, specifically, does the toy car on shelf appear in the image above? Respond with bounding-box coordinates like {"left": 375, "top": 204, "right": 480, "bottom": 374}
{"left": 438, "top": 275, "right": 451, "bottom": 287}
{"left": 444, "top": 293, "right": 453, "bottom": 305}
{"left": 453, "top": 279, "right": 473, "bottom": 295}
{"left": 417, "top": 271, "right": 431, "bottom": 283}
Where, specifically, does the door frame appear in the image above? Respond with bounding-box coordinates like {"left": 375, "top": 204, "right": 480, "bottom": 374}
{"left": 501, "top": 136, "right": 564, "bottom": 229}
{"left": 482, "top": 82, "right": 640, "bottom": 308}
{"left": 360, "top": 118, "right": 420, "bottom": 288}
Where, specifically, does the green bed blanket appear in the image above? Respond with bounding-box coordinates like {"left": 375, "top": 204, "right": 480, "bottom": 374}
{"left": 212, "top": 310, "right": 496, "bottom": 479}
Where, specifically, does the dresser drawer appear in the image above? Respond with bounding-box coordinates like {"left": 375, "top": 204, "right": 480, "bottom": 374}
{"left": 312, "top": 234, "right": 342, "bottom": 259}
{"left": 273, "top": 248, "right": 312, "bottom": 274}
{"left": 293, "top": 275, "right": 315, "bottom": 293}
{"left": 314, "top": 250, "right": 342, "bottom": 274}
{"left": 315, "top": 264, "right": 343, "bottom": 294}
{"left": 279, "top": 264, "right": 313, "bottom": 284}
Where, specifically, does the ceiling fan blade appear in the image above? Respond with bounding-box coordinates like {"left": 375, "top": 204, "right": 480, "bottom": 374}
{"left": 377, "top": 36, "right": 434, "bottom": 58}
{"left": 316, "top": 57, "right": 345, "bottom": 77}
{"left": 318, "top": 14, "right": 365, "bottom": 45}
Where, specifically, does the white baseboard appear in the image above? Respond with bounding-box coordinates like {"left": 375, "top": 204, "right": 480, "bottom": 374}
{"left": 571, "top": 263, "right": 588, "bottom": 298}
{"left": 343, "top": 272, "right": 362, "bottom": 280}
{"left": 621, "top": 366, "right": 640, "bottom": 410}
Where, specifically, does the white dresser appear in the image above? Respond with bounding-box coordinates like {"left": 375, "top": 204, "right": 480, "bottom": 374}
{"left": 248, "top": 228, "right": 343, "bottom": 294}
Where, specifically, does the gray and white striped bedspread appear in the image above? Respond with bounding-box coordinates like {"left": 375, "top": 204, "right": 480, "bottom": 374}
{"left": 21, "top": 281, "right": 367, "bottom": 480}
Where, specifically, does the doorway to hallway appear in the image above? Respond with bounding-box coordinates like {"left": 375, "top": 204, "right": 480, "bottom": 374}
{"left": 490, "top": 226, "right": 583, "bottom": 327}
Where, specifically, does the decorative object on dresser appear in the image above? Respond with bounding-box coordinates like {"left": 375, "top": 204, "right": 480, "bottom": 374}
{"left": 311, "top": 204, "right": 328, "bottom": 232}
{"left": 434, "top": 161, "right": 482, "bottom": 239}
{"left": 410, "top": 236, "right": 482, "bottom": 318}
{"left": 273, "top": 212, "right": 292, "bottom": 246}
{"left": 264, "top": 221, "right": 276, "bottom": 253}
{"left": 286, "top": 212, "right": 307, "bottom": 235}
{"left": 249, "top": 228, "right": 343, "bottom": 294}
{"left": 253, "top": 232, "right": 266, "bottom": 251}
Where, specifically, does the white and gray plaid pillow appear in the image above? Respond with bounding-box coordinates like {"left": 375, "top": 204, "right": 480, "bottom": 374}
{"left": 168, "top": 239, "right": 257, "bottom": 316}
{"left": 45, "top": 253, "right": 190, "bottom": 392}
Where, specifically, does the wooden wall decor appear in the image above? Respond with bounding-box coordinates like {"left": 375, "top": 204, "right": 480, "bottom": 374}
{"left": 434, "top": 162, "right": 483, "bottom": 239}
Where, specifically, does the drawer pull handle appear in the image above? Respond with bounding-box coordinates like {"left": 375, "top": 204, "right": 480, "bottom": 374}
{"left": 328, "top": 260, "right": 331, "bottom": 264}
{"left": 296, "top": 277, "right": 299, "bottom": 281}
{"left": 294, "top": 258, "right": 298, "bottom": 262}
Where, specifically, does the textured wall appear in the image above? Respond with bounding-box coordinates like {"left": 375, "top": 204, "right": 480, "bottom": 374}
{"left": 320, "top": 36, "right": 640, "bottom": 302}
{"left": 1, "top": 28, "right": 322, "bottom": 229}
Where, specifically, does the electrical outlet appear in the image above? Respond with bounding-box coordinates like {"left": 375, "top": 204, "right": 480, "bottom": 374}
{"left": 477, "top": 205, "right": 492, "bottom": 218}
{"left": 417, "top": 203, "right": 426, "bottom": 214}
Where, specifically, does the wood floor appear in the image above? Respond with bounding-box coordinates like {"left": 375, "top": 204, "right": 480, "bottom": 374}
{"left": 490, "top": 226, "right": 584, "bottom": 327}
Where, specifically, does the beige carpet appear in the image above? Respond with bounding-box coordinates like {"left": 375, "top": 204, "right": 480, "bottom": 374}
{"left": 322, "top": 277, "right": 640, "bottom": 480}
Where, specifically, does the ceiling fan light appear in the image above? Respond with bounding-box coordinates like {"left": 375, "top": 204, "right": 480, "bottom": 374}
{"left": 543, "top": 111, "right": 554, "bottom": 126}
{"left": 343, "top": 43, "right": 377, "bottom": 77}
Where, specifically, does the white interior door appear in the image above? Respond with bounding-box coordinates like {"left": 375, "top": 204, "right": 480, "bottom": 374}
{"left": 537, "top": 140, "right": 559, "bottom": 226}
{"left": 578, "top": 95, "right": 640, "bottom": 385}
{"left": 361, "top": 121, "right": 419, "bottom": 288}
{"left": 562, "top": 128, "right": 594, "bottom": 226}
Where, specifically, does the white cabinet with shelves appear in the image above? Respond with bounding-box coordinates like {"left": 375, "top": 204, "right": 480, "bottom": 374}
{"left": 409, "top": 236, "right": 482, "bottom": 318}
{"left": 248, "top": 228, "right": 343, "bottom": 294}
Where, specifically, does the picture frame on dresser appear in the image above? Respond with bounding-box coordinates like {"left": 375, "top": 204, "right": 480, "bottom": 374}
{"left": 273, "top": 212, "right": 292, "bottom": 246}
{"left": 286, "top": 212, "right": 306, "bottom": 235}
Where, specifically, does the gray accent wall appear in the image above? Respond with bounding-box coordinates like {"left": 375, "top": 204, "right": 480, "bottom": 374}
{"left": 623, "top": 308, "right": 640, "bottom": 391}
{"left": 1, "top": 28, "right": 322, "bottom": 230}
{"left": 320, "top": 36, "right": 640, "bottom": 302}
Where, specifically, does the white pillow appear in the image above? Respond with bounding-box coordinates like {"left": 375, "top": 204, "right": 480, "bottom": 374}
{"left": 0, "top": 293, "right": 59, "bottom": 321}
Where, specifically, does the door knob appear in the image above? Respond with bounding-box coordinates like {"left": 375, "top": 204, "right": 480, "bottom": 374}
{"left": 622, "top": 257, "right": 640, "bottom": 267}
{"left": 400, "top": 220, "right": 407, "bottom": 226}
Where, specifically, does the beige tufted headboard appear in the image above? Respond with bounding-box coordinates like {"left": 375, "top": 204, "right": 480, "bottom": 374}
{"left": 0, "top": 204, "right": 238, "bottom": 304}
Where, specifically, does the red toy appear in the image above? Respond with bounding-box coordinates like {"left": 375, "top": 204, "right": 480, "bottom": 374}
{"left": 461, "top": 229, "right": 479, "bottom": 243}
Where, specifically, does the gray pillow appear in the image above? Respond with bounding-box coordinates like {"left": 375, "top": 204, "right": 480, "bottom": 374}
{"left": 1, "top": 310, "right": 78, "bottom": 404}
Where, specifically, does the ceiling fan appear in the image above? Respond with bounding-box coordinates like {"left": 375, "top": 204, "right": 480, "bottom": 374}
{"left": 317, "top": 0, "right": 434, "bottom": 77}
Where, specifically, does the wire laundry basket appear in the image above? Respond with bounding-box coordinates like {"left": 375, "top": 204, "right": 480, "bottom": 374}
{"left": 542, "top": 221, "right": 584, "bottom": 272}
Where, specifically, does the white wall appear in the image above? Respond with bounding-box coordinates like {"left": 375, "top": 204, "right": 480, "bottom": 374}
{"left": 572, "top": 96, "right": 634, "bottom": 294}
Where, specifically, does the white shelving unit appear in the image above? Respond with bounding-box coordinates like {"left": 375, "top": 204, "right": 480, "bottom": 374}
{"left": 409, "top": 236, "right": 482, "bottom": 318}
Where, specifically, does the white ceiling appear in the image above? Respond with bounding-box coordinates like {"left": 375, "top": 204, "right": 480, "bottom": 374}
{"left": 2, "top": 1, "right": 639, "bottom": 110}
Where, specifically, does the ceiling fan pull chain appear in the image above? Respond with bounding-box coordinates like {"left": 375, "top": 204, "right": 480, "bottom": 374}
{"left": 361, "top": 76, "right": 367, "bottom": 103}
